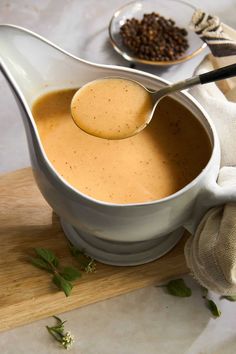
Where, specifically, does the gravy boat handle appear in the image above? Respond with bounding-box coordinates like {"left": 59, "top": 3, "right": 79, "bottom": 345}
{"left": 184, "top": 167, "right": 236, "bottom": 234}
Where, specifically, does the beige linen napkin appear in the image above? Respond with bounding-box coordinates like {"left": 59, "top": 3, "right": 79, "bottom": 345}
{"left": 184, "top": 11, "right": 236, "bottom": 295}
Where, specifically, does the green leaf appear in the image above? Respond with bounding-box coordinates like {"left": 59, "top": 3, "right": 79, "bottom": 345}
{"left": 30, "top": 257, "right": 52, "bottom": 272}
{"left": 46, "top": 326, "right": 63, "bottom": 342}
{"left": 52, "top": 274, "right": 73, "bottom": 297}
{"left": 35, "top": 248, "right": 56, "bottom": 264}
{"left": 53, "top": 316, "right": 65, "bottom": 325}
{"left": 221, "top": 295, "right": 236, "bottom": 302}
{"left": 166, "top": 279, "right": 192, "bottom": 297}
{"left": 47, "top": 316, "right": 66, "bottom": 336}
{"left": 52, "top": 257, "right": 59, "bottom": 268}
{"left": 69, "top": 245, "right": 84, "bottom": 259}
{"left": 207, "top": 299, "right": 221, "bottom": 317}
{"left": 60, "top": 266, "right": 81, "bottom": 281}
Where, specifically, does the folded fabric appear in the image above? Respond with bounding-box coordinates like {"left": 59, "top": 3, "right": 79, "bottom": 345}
{"left": 185, "top": 168, "right": 236, "bottom": 295}
{"left": 184, "top": 12, "right": 236, "bottom": 295}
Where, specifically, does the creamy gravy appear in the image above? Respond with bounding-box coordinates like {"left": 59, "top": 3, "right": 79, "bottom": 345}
{"left": 32, "top": 89, "right": 212, "bottom": 204}
{"left": 71, "top": 78, "right": 152, "bottom": 139}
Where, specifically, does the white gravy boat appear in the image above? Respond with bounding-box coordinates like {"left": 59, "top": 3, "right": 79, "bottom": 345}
{"left": 1, "top": 24, "right": 236, "bottom": 266}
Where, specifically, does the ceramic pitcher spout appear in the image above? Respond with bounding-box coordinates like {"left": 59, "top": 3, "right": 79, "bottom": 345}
{"left": 0, "top": 25, "right": 89, "bottom": 163}
{"left": 0, "top": 24, "right": 99, "bottom": 101}
{"left": 0, "top": 24, "right": 113, "bottom": 175}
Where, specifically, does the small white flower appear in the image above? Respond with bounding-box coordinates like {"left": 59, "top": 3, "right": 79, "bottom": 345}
{"left": 61, "top": 331, "right": 75, "bottom": 350}
{"left": 85, "top": 259, "right": 96, "bottom": 273}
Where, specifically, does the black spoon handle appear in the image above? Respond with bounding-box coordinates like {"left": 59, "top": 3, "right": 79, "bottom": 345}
{"left": 152, "top": 63, "right": 236, "bottom": 103}
{"left": 199, "top": 63, "right": 236, "bottom": 85}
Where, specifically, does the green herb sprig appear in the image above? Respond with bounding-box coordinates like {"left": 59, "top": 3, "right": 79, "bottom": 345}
{"left": 69, "top": 244, "right": 96, "bottom": 273}
{"left": 46, "top": 316, "right": 74, "bottom": 350}
{"left": 30, "top": 248, "right": 81, "bottom": 297}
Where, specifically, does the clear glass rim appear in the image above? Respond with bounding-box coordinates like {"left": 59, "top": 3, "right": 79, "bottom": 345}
{"left": 108, "top": 0, "right": 207, "bottom": 66}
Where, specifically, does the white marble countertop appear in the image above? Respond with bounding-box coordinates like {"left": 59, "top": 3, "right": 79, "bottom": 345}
{"left": 1, "top": 1, "right": 236, "bottom": 353}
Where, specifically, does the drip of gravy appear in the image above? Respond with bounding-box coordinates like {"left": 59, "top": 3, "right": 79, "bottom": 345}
{"left": 32, "top": 89, "right": 212, "bottom": 204}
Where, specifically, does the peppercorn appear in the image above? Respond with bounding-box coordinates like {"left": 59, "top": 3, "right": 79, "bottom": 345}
{"left": 119, "top": 12, "right": 189, "bottom": 61}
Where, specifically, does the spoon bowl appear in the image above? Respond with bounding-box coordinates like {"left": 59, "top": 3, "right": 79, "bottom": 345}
{"left": 70, "top": 76, "right": 153, "bottom": 140}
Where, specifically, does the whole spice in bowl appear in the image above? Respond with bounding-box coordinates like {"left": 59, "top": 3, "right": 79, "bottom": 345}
{"left": 109, "top": 0, "right": 206, "bottom": 66}
{"left": 119, "top": 12, "right": 189, "bottom": 61}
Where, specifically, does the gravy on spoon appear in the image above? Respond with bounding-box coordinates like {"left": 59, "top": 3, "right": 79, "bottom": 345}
{"left": 71, "top": 78, "right": 152, "bottom": 139}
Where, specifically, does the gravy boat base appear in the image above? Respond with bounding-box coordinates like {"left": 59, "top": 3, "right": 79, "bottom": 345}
{"left": 61, "top": 219, "right": 184, "bottom": 266}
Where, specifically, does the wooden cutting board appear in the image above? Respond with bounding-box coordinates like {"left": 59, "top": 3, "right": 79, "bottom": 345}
{"left": 0, "top": 168, "right": 188, "bottom": 332}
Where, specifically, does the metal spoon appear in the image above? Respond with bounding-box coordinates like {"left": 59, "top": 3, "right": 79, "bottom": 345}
{"left": 134, "top": 62, "right": 236, "bottom": 134}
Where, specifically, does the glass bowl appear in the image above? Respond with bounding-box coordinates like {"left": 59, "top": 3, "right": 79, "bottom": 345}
{"left": 108, "top": 0, "right": 206, "bottom": 66}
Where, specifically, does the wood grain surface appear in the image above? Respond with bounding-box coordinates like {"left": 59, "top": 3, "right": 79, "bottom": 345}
{"left": 0, "top": 168, "right": 188, "bottom": 332}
